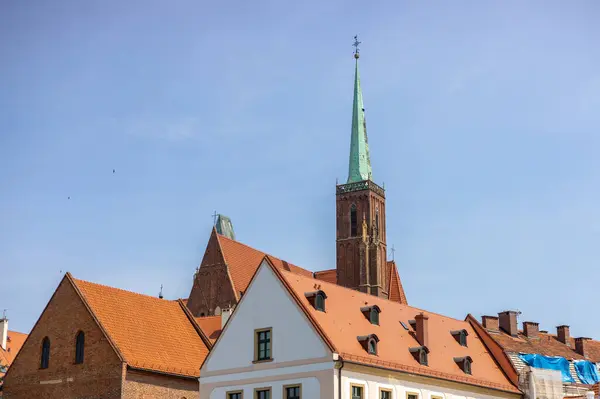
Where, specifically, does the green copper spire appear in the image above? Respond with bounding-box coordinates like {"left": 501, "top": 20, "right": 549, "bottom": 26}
{"left": 347, "top": 35, "right": 372, "bottom": 184}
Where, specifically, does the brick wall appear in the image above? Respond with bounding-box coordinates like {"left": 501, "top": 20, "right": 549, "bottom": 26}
{"left": 187, "top": 231, "right": 237, "bottom": 317}
{"left": 2, "top": 277, "right": 123, "bottom": 398}
{"left": 123, "top": 369, "right": 198, "bottom": 399}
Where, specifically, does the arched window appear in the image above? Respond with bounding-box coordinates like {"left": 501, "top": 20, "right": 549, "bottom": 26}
{"left": 350, "top": 204, "right": 357, "bottom": 236}
{"left": 368, "top": 338, "right": 377, "bottom": 355}
{"left": 370, "top": 308, "right": 379, "bottom": 325}
{"left": 75, "top": 331, "right": 85, "bottom": 364}
{"left": 315, "top": 292, "right": 326, "bottom": 312}
{"left": 419, "top": 349, "right": 428, "bottom": 365}
{"left": 375, "top": 207, "right": 380, "bottom": 236}
{"left": 41, "top": 337, "right": 50, "bottom": 369}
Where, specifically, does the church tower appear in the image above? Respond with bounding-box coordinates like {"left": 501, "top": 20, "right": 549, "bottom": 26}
{"left": 336, "top": 37, "right": 388, "bottom": 298}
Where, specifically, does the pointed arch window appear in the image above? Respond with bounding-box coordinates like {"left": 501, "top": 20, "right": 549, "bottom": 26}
{"left": 40, "top": 336, "right": 50, "bottom": 369}
{"left": 375, "top": 207, "right": 380, "bottom": 237}
{"left": 350, "top": 204, "right": 357, "bottom": 236}
{"left": 75, "top": 331, "right": 85, "bottom": 364}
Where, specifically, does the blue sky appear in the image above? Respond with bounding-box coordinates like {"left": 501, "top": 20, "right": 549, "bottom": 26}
{"left": 1, "top": 1, "right": 599, "bottom": 337}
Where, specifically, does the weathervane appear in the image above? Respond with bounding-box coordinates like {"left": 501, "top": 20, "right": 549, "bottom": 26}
{"left": 353, "top": 35, "right": 361, "bottom": 58}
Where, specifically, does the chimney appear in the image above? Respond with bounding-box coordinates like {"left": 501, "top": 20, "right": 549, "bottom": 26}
{"left": 221, "top": 306, "right": 234, "bottom": 329}
{"left": 498, "top": 311, "right": 518, "bottom": 336}
{"left": 575, "top": 337, "right": 591, "bottom": 358}
{"left": 415, "top": 312, "right": 429, "bottom": 348}
{"left": 0, "top": 315, "right": 7, "bottom": 351}
{"left": 557, "top": 325, "right": 570, "bottom": 345}
{"left": 482, "top": 315, "right": 499, "bottom": 331}
{"left": 523, "top": 322, "right": 539, "bottom": 339}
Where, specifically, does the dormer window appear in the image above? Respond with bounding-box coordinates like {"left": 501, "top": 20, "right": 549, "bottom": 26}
{"left": 357, "top": 334, "right": 379, "bottom": 355}
{"left": 450, "top": 329, "right": 469, "bottom": 347}
{"left": 409, "top": 346, "right": 429, "bottom": 366}
{"left": 360, "top": 305, "right": 381, "bottom": 325}
{"left": 454, "top": 356, "right": 473, "bottom": 374}
{"left": 305, "top": 290, "right": 327, "bottom": 312}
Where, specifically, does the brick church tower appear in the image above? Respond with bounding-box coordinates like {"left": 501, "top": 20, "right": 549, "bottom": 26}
{"left": 336, "top": 39, "right": 388, "bottom": 298}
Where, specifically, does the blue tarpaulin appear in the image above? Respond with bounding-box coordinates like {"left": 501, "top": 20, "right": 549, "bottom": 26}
{"left": 573, "top": 360, "right": 600, "bottom": 384}
{"left": 518, "top": 353, "right": 575, "bottom": 383}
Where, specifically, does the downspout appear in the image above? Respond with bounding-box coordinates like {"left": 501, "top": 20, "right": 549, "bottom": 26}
{"left": 336, "top": 354, "right": 344, "bottom": 399}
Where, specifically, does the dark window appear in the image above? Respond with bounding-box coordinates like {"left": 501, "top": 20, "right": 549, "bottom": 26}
{"left": 350, "top": 204, "right": 357, "bottom": 236}
{"left": 464, "top": 359, "right": 472, "bottom": 374}
{"left": 352, "top": 385, "right": 363, "bottom": 399}
{"left": 408, "top": 394, "right": 419, "bottom": 399}
{"left": 285, "top": 385, "right": 300, "bottom": 399}
{"left": 459, "top": 331, "right": 467, "bottom": 346}
{"left": 256, "top": 329, "right": 271, "bottom": 361}
{"left": 256, "top": 389, "right": 270, "bottom": 399}
{"left": 375, "top": 208, "right": 380, "bottom": 236}
{"left": 380, "top": 390, "right": 391, "bottom": 399}
{"left": 315, "top": 293, "right": 325, "bottom": 312}
{"left": 228, "top": 392, "right": 242, "bottom": 399}
{"left": 370, "top": 308, "right": 379, "bottom": 325}
{"left": 368, "top": 339, "right": 377, "bottom": 355}
{"left": 419, "top": 349, "right": 428, "bottom": 366}
{"left": 75, "top": 331, "right": 85, "bottom": 364}
{"left": 40, "top": 337, "right": 50, "bottom": 369}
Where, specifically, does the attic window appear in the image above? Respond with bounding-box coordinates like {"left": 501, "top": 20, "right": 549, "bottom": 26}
{"left": 357, "top": 334, "right": 379, "bottom": 356}
{"left": 360, "top": 305, "right": 381, "bottom": 325}
{"left": 305, "top": 290, "right": 327, "bottom": 312}
{"left": 409, "top": 346, "right": 429, "bottom": 366}
{"left": 454, "top": 356, "right": 473, "bottom": 374}
{"left": 450, "top": 329, "right": 469, "bottom": 347}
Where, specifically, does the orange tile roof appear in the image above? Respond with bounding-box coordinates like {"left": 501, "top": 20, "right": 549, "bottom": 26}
{"left": 276, "top": 267, "right": 520, "bottom": 394}
{"left": 488, "top": 329, "right": 600, "bottom": 363}
{"left": 195, "top": 316, "right": 222, "bottom": 344}
{"left": 217, "top": 234, "right": 313, "bottom": 295}
{"left": 0, "top": 330, "right": 28, "bottom": 383}
{"left": 314, "top": 269, "right": 336, "bottom": 284}
{"left": 70, "top": 275, "right": 210, "bottom": 378}
{"left": 387, "top": 261, "right": 407, "bottom": 304}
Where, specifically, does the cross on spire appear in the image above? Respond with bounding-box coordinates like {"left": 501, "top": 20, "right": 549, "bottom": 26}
{"left": 212, "top": 211, "right": 218, "bottom": 226}
{"left": 390, "top": 245, "right": 396, "bottom": 261}
{"left": 353, "top": 35, "right": 361, "bottom": 58}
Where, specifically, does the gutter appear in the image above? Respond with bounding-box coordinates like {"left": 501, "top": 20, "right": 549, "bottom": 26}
{"left": 334, "top": 353, "right": 344, "bottom": 399}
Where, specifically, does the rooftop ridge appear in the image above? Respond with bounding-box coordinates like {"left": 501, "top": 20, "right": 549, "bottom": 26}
{"left": 72, "top": 277, "right": 177, "bottom": 304}
{"left": 280, "top": 269, "right": 466, "bottom": 324}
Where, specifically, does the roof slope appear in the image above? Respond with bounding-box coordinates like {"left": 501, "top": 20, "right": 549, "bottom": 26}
{"left": 486, "top": 328, "right": 600, "bottom": 363}
{"left": 0, "top": 330, "right": 27, "bottom": 385}
{"left": 217, "top": 233, "right": 313, "bottom": 294}
{"left": 72, "top": 276, "right": 210, "bottom": 378}
{"left": 386, "top": 261, "right": 407, "bottom": 304}
{"left": 195, "top": 316, "right": 222, "bottom": 344}
{"left": 279, "top": 269, "right": 519, "bottom": 394}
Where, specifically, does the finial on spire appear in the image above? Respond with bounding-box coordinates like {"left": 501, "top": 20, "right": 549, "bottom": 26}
{"left": 159, "top": 284, "right": 164, "bottom": 299}
{"left": 353, "top": 35, "right": 361, "bottom": 59}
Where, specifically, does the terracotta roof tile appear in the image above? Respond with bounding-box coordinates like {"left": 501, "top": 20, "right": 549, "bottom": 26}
{"left": 488, "top": 329, "right": 600, "bottom": 363}
{"left": 217, "top": 234, "right": 313, "bottom": 294}
{"left": 0, "top": 330, "right": 27, "bottom": 383}
{"left": 387, "top": 261, "right": 407, "bottom": 304}
{"left": 195, "top": 316, "right": 222, "bottom": 344}
{"left": 314, "top": 269, "right": 336, "bottom": 284}
{"left": 279, "top": 269, "right": 519, "bottom": 394}
{"left": 72, "top": 277, "right": 209, "bottom": 378}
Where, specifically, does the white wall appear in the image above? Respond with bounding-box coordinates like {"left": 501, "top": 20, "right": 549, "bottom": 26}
{"left": 202, "top": 260, "right": 331, "bottom": 373}
{"left": 209, "top": 376, "right": 321, "bottom": 399}
{"left": 339, "top": 368, "right": 513, "bottom": 399}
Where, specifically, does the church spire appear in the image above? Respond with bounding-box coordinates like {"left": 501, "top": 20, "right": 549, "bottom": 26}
{"left": 347, "top": 35, "right": 372, "bottom": 184}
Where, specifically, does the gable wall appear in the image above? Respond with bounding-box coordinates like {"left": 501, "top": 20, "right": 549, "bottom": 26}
{"left": 2, "top": 278, "right": 123, "bottom": 399}
{"left": 202, "top": 263, "right": 330, "bottom": 373}
{"left": 187, "top": 232, "right": 237, "bottom": 317}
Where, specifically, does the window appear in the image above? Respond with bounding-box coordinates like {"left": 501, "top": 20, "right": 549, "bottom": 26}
{"left": 305, "top": 290, "right": 327, "bottom": 312}
{"left": 454, "top": 356, "right": 473, "bottom": 374}
{"left": 407, "top": 394, "right": 419, "bottom": 399}
{"left": 465, "top": 359, "right": 471, "bottom": 374}
{"left": 40, "top": 336, "right": 50, "bottom": 369}
{"left": 409, "top": 346, "right": 429, "bottom": 366}
{"left": 419, "top": 349, "right": 428, "bottom": 366}
{"left": 255, "top": 328, "right": 272, "bottom": 361}
{"left": 315, "top": 292, "right": 325, "bottom": 311}
{"left": 351, "top": 384, "right": 364, "bottom": 399}
{"left": 357, "top": 334, "right": 379, "bottom": 355}
{"left": 227, "top": 391, "right": 243, "bottom": 399}
{"left": 380, "top": 389, "right": 392, "bottom": 399}
{"left": 360, "top": 305, "right": 381, "bottom": 325}
{"left": 350, "top": 204, "right": 357, "bottom": 236}
{"left": 284, "top": 384, "right": 301, "bottom": 399}
{"left": 450, "top": 329, "right": 468, "bottom": 347}
{"left": 375, "top": 207, "right": 380, "bottom": 237}
{"left": 255, "top": 388, "right": 271, "bottom": 399}
{"left": 75, "top": 331, "right": 85, "bottom": 364}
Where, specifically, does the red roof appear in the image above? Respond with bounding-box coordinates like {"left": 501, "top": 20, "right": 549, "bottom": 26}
{"left": 195, "top": 316, "right": 222, "bottom": 344}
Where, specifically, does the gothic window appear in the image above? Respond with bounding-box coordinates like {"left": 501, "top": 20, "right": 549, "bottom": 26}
{"left": 75, "top": 331, "right": 85, "bottom": 364}
{"left": 375, "top": 207, "right": 380, "bottom": 237}
{"left": 40, "top": 336, "right": 50, "bottom": 369}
